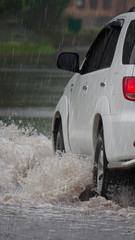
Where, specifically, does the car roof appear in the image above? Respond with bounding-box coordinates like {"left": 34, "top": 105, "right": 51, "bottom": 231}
{"left": 105, "top": 11, "right": 135, "bottom": 27}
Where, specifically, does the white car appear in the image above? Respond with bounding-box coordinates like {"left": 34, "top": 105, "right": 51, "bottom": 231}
{"left": 52, "top": 7, "right": 135, "bottom": 196}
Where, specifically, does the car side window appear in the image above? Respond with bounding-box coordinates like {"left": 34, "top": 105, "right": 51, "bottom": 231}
{"left": 123, "top": 20, "right": 135, "bottom": 64}
{"left": 100, "top": 27, "right": 121, "bottom": 69}
{"left": 82, "top": 28, "right": 111, "bottom": 74}
{"left": 82, "top": 21, "right": 123, "bottom": 74}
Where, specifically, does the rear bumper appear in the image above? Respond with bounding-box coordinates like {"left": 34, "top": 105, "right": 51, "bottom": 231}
{"left": 108, "top": 158, "right": 135, "bottom": 169}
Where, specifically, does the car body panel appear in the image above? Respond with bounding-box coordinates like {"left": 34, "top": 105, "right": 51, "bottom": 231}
{"left": 68, "top": 69, "right": 111, "bottom": 155}
{"left": 52, "top": 11, "right": 135, "bottom": 169}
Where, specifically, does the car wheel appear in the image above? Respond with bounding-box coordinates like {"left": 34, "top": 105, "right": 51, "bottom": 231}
{"left": 93, "top": 129, "right": 109, "bottom": 196}
{"left": 56, "top": 122, "right": 65, "bottom": 153}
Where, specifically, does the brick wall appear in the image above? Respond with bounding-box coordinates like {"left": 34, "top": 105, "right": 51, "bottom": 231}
{"left": 66, "top": 0, "right": 135, "bottom": 27}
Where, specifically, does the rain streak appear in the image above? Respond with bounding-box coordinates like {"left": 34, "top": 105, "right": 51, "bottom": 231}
{"left": 0, "top": 0, "right": 135, "bottom": 239}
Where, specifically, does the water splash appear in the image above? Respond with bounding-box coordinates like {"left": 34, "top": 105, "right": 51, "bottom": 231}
{"left": 0, "top": 122, "right": 92, "bottom": 204}
{"left": 1, "top": 121, "right": 135, "bottom": 218}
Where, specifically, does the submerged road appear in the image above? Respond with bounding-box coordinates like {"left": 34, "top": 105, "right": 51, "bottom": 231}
{"left": 0, "top": 202, "right": 134, "bottom": 240}
{"left": 0, "top": 107, "right": 54, "bottom": 118}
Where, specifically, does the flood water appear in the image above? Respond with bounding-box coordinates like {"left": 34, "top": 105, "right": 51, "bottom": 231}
{"left": 0, "top": 123, "right": 135, "bottom": 239}
{"left": 0, "top": 70, "right": 135, "bottom": 239}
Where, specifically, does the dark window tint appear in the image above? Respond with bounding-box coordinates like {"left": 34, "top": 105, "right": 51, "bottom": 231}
{"left": 90, "top": 0, "right": 98, "bottom": 9}
{"left": 82, "top": 28, "right": 111, "bottom": 73}
{"left": 100, "top": 28, "right": 121, "bottom": 68}
{"left": 103, "top": 0, "right": 111, "bottom": 9}
{"left": 123, "top": 20, "right": 135, "bottom": 64}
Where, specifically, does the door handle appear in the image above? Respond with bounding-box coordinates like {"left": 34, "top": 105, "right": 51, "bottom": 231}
{"left": 83, "top": 85, "right": 88, "bottom": 91}
{"left": 70, "top": 83, "right": 74, "bottom": 92}
{"left": 100, "top": 82, "right": 106, "bottom": 87}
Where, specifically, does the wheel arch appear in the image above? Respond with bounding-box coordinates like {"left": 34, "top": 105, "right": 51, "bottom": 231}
{"left": 52, "top": 111, "right": 62, "bottom": 152}
{"left": 93, "top": 114, "right": 103, "bottom": 151}
{"left": 52, "top": 95, "right": 70, "bottom": 153}
{"left": 92, "top": 95, "right": 110, "bottom": 153}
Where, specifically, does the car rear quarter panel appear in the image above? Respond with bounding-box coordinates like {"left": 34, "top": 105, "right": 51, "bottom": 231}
{"left": 101, "top": 15, "right": 135, "bottom": 163}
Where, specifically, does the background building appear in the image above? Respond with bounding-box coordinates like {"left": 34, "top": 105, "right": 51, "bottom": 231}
{"left": 66, "top": 0, "right": 135, "bottom": 28}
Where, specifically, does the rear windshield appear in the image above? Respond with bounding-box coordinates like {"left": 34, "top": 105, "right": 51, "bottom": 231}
{"left": 123, "top": 20, "right": 135, "bottom": 64}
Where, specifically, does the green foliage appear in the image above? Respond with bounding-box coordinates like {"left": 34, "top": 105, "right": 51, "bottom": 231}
{"left": 0, "top": 0, "right": 22, "bottom": 19}
{"left": 49, "top": 0, "right": 71, "bottom": 25}
{"left": 0, "top": 0, "right": 71, "bottom": 26}
{"left": 0, "top": 41, "right": 55, "bottom": 55}
{"left": 0, "top": 0, "right": 36, "bottom": 19}
{"left": 23, "top": 0, "right": 71, "bottom": 31}
{"left": 21, "top": 0, "right": 36, "bottom": 10}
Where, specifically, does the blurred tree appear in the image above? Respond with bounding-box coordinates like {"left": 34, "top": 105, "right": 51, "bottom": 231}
{"left": 0, "top": 0, "right": 35, "bottom": 19}
{"left": 21, "top": 0, "right": 36, "bottom": 10}
{"left": 0, "top": 0, "right": 71, "bottom": 30}
{"left": 0, "top": 0, "right": 71, "bottom": 46}
{"left": 24, "top": 0, "right": 71, "bottom": 31}
{"left": 0, "top": 0, "right": 22, "bottom": 19}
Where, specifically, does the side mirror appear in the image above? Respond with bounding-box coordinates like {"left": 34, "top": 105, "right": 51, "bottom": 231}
{"left": 57, "top": 52, "right": 79, "bottom": 73}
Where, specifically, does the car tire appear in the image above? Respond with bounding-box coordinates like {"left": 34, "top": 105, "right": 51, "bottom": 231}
{"left": 56, "top": 122, "right": 65, "bottom": 153}
{"left": 93, "top": 129, "right": 109, "bottom": 196}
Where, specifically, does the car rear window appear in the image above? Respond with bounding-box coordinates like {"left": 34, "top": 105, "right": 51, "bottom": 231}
{"left": 123, "top": 20, "right": 135, "bottom": 64}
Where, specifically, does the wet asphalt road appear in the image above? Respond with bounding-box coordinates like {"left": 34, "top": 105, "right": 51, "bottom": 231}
{"left": 0, "top": 203, "right": 134, "bottom": 240}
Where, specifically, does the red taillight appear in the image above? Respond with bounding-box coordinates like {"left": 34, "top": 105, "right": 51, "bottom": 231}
{"left": 123, "top": 77, "right": 135, "bottom": 101}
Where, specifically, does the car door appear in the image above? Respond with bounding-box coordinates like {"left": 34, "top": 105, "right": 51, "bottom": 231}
{"left": 68, "top": 20, "right": 123, "bottom": 156}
